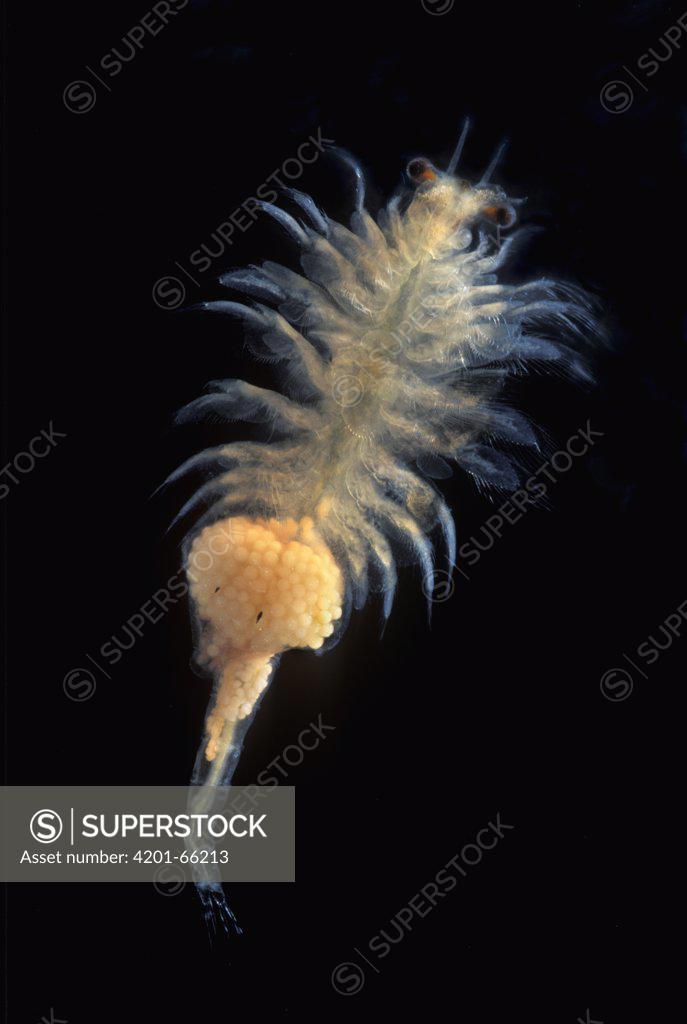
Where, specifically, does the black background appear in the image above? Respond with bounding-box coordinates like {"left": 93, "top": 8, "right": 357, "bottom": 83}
{"left": 3, "top": 0, "right": 684, "bottom": 1019}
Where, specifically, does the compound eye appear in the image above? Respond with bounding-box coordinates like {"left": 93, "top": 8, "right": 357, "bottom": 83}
{"left": 407, "top": 158, "right": 438, "bottom": 185}
{"left": 483, "top": 203, "right": 516, "bottom": 228}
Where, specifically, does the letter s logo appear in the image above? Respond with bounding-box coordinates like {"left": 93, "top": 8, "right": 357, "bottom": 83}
{"left": 30, "top": 809, "right": 63, "bottom": 844}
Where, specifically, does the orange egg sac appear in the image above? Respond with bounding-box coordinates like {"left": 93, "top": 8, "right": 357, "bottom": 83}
{"left": 187, "top": 516, "right": 344, "bottom": 763}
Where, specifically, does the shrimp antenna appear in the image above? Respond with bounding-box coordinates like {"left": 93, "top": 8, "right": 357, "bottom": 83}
{"left": 446, "top": 117, "right": 471, "bottom": 175}
{"left": 329, "top": 147, "right": 365, "bottom": 212}
{"left": 479, "top": 139, "right": 508, "bottom": 184}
